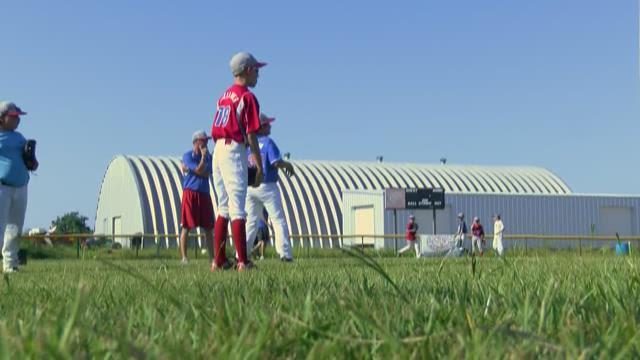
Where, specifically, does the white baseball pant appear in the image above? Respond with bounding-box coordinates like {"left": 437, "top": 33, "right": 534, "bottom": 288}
{"left": 0, "top": 184, "right": 28, "bottom": 271}
{"left": 398, "top": 240, "right": 420, "bottom": 258}
{"left": 212, "top": 139, "right": 248, "bottom": 221}
{"left": 245, "top": 182, "right": 292, "bottom": 259}
{"left": 493, "top": 234, "right": 504, "bottom": 256}
{"left": 471, "top": 235, "right": 483, "bottom": 254}
{"left": 456, "top": 234, "right": 465, "bottom": 248}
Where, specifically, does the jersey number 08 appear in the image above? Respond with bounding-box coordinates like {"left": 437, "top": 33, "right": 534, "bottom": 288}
{"left": 213, "top": 106, "right": 231, "bottom": 127}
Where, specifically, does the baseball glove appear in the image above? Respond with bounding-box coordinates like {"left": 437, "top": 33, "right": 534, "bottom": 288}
{"left": 248, "top": 166, "right": 258, "bottom": 187}
{"left": 23, "top": 139, "right": 38, "bottom": 171}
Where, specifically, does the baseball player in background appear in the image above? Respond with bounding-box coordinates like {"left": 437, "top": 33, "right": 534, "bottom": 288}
{"left": 210, "top": 52, "right": 265, "bottom": 272}
{"left": 0, "top": 101, "right": 35, "bottom": 273}
{"left": 179, "top": 130, "right": 214, "bottom": 265}
{"left": 455, "top": 212, "right": 467, "bottom": 250}
{"left": 398, "top": 214, "right": 420, "bottom": 258}
{"left": 244, "top": 113, "right": 294, "bottom": 262}
{"left": 493, "top": 214, "right": 504, "bottom": 256}
{"left": 471, "top": 216, "right": 485, "bottom": 256}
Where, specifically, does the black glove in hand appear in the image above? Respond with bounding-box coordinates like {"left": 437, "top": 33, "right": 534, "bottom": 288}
{"left": 23, "top": 139, "right": 38, "bottom": 171}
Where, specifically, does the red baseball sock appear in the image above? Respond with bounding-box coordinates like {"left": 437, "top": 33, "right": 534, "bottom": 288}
{"left": 231, "top": 219, "right": 248, "bottom": 264}
{"left": 214, "top": 216, "right": 229, "bottom": 265}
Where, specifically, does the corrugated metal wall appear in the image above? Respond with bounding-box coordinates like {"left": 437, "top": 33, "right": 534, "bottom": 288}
{"left": 342, "top": 192, "right": 640, "bottom": 250}
{"left": 443, "top": 193, "right": 638, "bottom": 234}
{"left": 439, "top": 194, "right": 639, "bottom": 249}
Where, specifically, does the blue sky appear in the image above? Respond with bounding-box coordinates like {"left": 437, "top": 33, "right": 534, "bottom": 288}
{"left": 2, "top": 0, "right": 638, "bottom": 229}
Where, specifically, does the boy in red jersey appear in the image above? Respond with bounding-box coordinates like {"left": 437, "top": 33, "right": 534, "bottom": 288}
{"left": 210, "top": 52, "right": 265, "bottom": 272}
{"left": 398, "top": 214, "right": 420, "bottom": 258}
{"left": 471, "top": 217, "right": 485, "bottom": 256}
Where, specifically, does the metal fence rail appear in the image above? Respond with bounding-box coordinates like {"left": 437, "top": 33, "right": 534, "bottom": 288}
{"left": 21, "top": 233, "right": 640, "bottom": 259}
{"left": 288, "top": 234, "right": 640, "bottom": 256}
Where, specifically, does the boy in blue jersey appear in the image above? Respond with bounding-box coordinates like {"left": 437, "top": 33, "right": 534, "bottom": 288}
{"left": 245, "top": 113, "right": 295, "bottom": 261}
{"left": 179, "top": 131, "right": 214, "bottom": 265}
{"left": 0, "top": 101, "right": 36, "bottom": 273}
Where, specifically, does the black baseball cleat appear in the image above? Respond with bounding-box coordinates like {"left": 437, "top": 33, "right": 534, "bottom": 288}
{"left": 280, "top": 257, "right": 293, "bottom": 263}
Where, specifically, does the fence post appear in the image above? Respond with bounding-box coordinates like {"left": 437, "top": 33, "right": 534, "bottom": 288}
{"left": 393, "top": 209, "right": 398, "bottom": 254}
{"left": 579, "top": 238, "right": 582, "bottom": 256}
{"left": 76, "top": 237, "right": 80, "bottom": 259}
{"left": 361, "top": 236, "right": 364, "bottom": 253}
{"left": 394, "top": 236, "right": 398, "bottom": 256}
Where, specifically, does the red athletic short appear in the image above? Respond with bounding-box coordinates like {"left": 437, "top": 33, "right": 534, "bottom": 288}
{"left": 180, "top": 189, "right": 214, "bottom": 229}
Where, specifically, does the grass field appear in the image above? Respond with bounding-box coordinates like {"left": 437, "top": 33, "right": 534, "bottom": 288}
{"left": 1, "top": 249, "right": 639, "bottom": 358}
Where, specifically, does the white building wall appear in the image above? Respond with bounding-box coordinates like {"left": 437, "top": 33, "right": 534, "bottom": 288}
{"left": 94, "top": 156, "right": 146, "bottom": 246}
{"left": 341, "top": 190, "right": 386, "bottom": 249}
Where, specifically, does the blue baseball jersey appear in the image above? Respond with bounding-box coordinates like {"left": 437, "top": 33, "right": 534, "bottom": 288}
{"left": 0, "top": 130, "right": 29, "bottom": 187}
{"left": 182, "top": 150, "right": 212, "bottom": 193}
{"left": 248, "top": 136, "right": 282, "bottom": 183}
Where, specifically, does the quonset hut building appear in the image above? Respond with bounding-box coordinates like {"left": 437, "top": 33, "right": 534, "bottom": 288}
{"left": 95, "top": 155, "right": 639, "bottom": 249}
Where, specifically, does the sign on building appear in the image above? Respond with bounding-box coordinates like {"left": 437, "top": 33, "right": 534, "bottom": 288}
{"left": 384, "top": 188, "right": 406, "bottom": 209}
{"left": 384, "top": 187, "right": 447, "bottom": 235}
{"left": 405, "top": 188, "right": 446, "bottom": 209}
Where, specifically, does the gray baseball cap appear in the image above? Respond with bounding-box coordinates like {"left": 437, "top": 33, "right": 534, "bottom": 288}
{"left": 0, "top": 101, "right": 27, "bottom": 117}
{"left": 192, "top": 130, "right": 210, "bottom": 142}
{"left": 230, "top": 52, "right": 267, "bottom": 76}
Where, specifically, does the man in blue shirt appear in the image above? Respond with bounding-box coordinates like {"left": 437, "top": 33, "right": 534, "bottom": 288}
{"left": 245, "top": 113, "right": 295, "bottom": 261}
{"left": 179, "top": 130, "right": 214, "bottom": 265}
{"left": 0, "top": 101, "right": 36, "bottom": 273}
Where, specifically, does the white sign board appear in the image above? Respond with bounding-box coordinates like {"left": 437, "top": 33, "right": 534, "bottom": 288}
{"left": 419, "top": 234, "right": 459, "bottom": 257}
{"left": 384, "top": 188, "right": 406, "bottom": 209}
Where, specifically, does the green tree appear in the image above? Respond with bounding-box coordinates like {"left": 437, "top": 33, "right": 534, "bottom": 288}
{"left": 51, "top": 212, "right": 92, "bottom": 234}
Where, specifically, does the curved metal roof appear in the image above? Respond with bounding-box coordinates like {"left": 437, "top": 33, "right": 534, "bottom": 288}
{"left": 96, "top": 156, "right": 570, "bottom": 245}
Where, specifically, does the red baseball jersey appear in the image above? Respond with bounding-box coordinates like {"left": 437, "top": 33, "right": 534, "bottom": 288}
{"left": 472, "top": 223, "right": 484, "bottom": 237}
{"left": 406, "top": 221, "right": 418, "bottom": 241}
{"left": 211, "top": 84, "right": 261, "bottom": 143}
